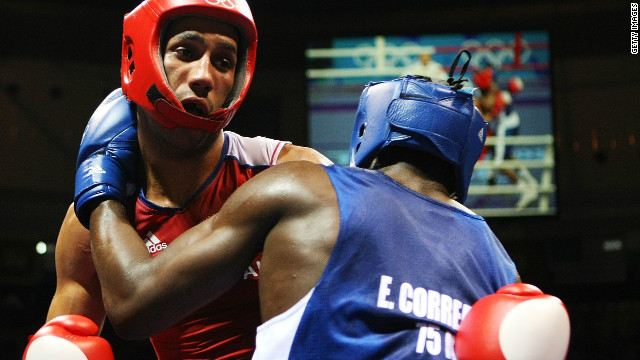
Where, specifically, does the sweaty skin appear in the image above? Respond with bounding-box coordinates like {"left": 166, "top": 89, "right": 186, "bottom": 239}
{"left": 89, "top": 158, "right": 487, "bottom": 338}
{"left": 46, "top": 145, "right": 330, "bottom": 337}
{"left": 90, "top": 161, "right": 340, "bottom": 338}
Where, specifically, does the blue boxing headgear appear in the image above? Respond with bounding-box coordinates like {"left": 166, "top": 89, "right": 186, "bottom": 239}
{"left": 349, "top": 72, "right": 486, "bottom": 203}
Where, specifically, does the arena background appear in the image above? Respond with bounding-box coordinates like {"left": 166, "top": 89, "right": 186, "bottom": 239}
{"left": 305, "top": 31, "right": 557, "bottom": 217}
{"left": 1, "top": 1, "right": 637, "bottom": 358}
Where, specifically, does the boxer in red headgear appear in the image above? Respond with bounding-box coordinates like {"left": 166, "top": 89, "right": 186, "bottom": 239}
{"left": 472, "top": 65, "right": 538, "bottom": 210}
{"left": 26, "top": 0, "right": 330, "bottom": 359}
{"left": 120, "top": 0, "right": 257, "bottom": 132}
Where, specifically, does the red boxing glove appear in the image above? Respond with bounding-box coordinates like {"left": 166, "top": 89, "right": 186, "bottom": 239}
{"left": 23, "top": 315, "right": 114, "bottom": 360}
{"left": 507, "top": 76, "right": 524, "bottom": 94}
{"left": 455, "top": 283, "right": 570, "bottom": 360}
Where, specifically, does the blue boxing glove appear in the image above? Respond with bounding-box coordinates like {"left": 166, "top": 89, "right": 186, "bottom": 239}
{"left": 74, "top": 88, "right": 139, "bottom": 229}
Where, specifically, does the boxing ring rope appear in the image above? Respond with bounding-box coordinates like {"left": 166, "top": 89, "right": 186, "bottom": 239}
{"left": 305, "top": 35, "right": 550, "bottom": 79}
{"left": 471, "top": 134, "right": 556, "bottom": 216}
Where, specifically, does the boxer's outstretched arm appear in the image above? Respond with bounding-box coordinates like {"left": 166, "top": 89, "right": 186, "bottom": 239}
{"left": 46, "top": 204, "right": 106, "bottom": 329}
{"left": 90, "top": 161, "right": 337, "bottom": 339}
{"left": 90, "top": 199, "right": 261, "bottom": 339}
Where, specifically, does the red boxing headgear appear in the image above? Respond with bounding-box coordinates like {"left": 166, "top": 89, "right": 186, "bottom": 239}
{"left": 121, "top": 0, "right": 257, "bottom": 132}
{"left": 473, "top": 67, "right": 494, "bottom": 91}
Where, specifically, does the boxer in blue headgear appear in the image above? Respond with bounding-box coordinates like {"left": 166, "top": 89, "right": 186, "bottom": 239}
{"left": 87, "top": 51, "right": 527, "bottom": 360}
{"left": 350, "top": 53, "right": 486, "bottom": 203}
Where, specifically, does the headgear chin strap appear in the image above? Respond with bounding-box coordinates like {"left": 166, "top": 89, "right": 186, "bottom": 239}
{"left": 349, "top": 51, "right": 487, "bottom": 203}
{"left": 121, "top": 0, "right": 257, "bottom": 132}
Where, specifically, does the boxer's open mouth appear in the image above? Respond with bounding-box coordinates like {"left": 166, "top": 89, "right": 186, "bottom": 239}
{"left": 183, "top": 103, "right": 206, "bottom": 117}
{"left": 181, "top": 98, "right": 210, "bottom": 117}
